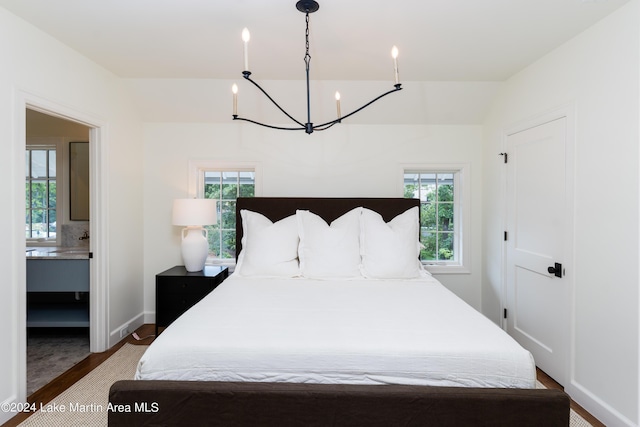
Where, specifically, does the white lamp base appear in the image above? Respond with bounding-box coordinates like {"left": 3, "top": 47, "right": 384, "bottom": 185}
{"left": 181, "top": 227, "right": 209, "bottom": 272}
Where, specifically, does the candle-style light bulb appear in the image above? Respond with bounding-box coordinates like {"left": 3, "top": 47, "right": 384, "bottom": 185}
{"left": 391, "top": 46, "right": 399, "bottom": 85}
{"left": 335, "top": 91, "right": 341, "bottom": 118}
{"left": 242, "top": 28, "right": 251, "bottom": 71}
{"left": 232, "top": 84, "right": 238, "bottom": 116}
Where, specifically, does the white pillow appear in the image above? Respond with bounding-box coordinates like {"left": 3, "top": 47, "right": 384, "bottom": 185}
{"left": 297, "top": 208, "right": 362, "bottom": 279}
{"left": 235, "top": 210, "right": 300, "bottom": 277}
{"left": 360, "top": 207, "right": 422, "bottom": 279}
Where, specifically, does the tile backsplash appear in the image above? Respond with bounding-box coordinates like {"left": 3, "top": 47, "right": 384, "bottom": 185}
{"left": 61, "top": 223, "right": 90, "bottom": 247}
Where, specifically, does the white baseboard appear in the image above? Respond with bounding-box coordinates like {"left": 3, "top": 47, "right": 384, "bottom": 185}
{"left": 108, "top": 312, "right": 145, "bottom": 348}
{"left": 143, "top": 311, "right": 156, "bottom": 325}
{"left": 567, "top": 381, "right": 638, "bottom": 427}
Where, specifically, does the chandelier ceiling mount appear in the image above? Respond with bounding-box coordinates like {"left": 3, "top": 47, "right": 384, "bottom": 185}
{"left": 296, "top": 0, "right": 319, "bottom": 14}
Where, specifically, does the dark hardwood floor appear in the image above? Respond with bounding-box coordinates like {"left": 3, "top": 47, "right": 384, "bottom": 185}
{"left": 2, "top": 323, "right": 604, "bottom": 427}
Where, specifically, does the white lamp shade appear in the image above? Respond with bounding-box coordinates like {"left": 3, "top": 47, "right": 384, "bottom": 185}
{"left": 172, "top": 199, "right": 217, "bottom": 226}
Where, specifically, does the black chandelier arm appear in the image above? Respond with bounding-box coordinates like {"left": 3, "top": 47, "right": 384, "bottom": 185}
{"left": 233, "top": 84, "right": 403, "bottom": 133}
{"left": 309, "top": 121, "right": 339, "bottom": 132}
{"left": 243, "top": 72, "right": 305, "bottom": 127}
{"left": 314, "top": 84, "right": 403, "bottom": 129}
{"left": 232, "top": 115, "right": 307, "bottom": 131}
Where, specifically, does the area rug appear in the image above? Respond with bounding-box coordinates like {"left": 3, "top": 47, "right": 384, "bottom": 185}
{"left": 18, "top": 344, "right": 592, "bottom": 427}
{"left": 27, "top": 328, "right": 90, "bottom": 396}
{"left": 19, "top": 343, "right": 148, "bottom": 427}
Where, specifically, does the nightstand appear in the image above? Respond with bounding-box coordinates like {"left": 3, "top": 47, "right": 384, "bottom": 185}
{"left": 155, "top": 265, "right": 229, "bottom": 336}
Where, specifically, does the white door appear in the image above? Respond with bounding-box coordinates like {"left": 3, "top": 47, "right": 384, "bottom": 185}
{"left": 505, "top": 116, "right": 572, "bottom": 386}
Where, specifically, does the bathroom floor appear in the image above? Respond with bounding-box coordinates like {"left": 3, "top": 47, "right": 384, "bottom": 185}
{"left": 26, "top": 327, "right": 90, "bottom": 396}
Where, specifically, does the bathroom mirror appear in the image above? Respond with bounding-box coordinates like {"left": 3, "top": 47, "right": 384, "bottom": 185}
{"left": 69, "top": 142, "right": 89, "bottom": 221}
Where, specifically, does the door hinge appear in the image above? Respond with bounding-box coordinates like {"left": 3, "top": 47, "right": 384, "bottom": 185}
{"left": 504, "top": 231, "right": 508, "bottom": 241}
{"left": 499, "top": 152, "right": 508, "bottom": 163}
{"left": 503, "top": 308, "right": 508, "bottom": 319}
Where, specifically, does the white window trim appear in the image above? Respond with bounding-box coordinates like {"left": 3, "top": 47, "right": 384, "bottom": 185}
{"left": 400, "top": 163, "right": 471, "bottom": 275}
{"left": 26, "top": 138, "right": 65, "bottom": 246}
{"left": 188, "top": 160, "right": 262, "bottom": 266}
{"left": 188, "top": 160, "right": 262, "bottom": 199}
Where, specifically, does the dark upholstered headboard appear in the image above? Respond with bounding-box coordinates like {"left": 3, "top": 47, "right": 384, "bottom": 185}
{"left": 235, "top": 197, "right": 419, "bottom": 259}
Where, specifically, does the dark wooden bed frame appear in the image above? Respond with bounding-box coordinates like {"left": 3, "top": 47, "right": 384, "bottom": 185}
{"left": 109, "top": 197, "right": 570, "bottom": 426}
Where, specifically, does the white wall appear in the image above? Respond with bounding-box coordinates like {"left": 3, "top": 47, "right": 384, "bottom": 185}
{"left": 142, "top": 122, "right": 484, "bottom": 318}
{"left": 0, "top": 7, "right": 144, "bottom": 421}
{"left": 482, "top": 1, "right": 639, "bottom": 425}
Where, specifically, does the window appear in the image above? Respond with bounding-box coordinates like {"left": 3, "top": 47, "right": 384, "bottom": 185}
{"left": 26, "top": 147, "right": 57, "bottom": 240}
{"left": 201, "top": 170, "right": 255, "bottom": 261}
{"left": 403, "top": 165, "right": 470, "bottom": 273}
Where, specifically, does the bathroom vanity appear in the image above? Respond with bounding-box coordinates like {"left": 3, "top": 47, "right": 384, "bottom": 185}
{"left": 26, "top": 248, "right": 90, "bottom": 327}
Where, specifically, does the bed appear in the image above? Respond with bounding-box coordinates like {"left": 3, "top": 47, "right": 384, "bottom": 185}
{"left": 108, "top": 197, "right": 570, "bottom": 426}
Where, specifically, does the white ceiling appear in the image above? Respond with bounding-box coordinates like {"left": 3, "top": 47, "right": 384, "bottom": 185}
{"left": 0, "top": 0, "right": 630, "bottom": 82}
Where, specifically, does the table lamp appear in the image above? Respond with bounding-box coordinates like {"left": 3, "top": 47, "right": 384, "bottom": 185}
{"left": 172, "top": 198, "right": 217, "bottom": 272}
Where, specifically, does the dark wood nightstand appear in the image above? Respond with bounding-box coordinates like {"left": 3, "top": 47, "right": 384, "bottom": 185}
{"left": 155, "top": 265, "right": 229, "bottom": 336}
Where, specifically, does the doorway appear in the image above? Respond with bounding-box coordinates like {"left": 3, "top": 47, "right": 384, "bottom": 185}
{"left": 504, "top": 112, "right": 574, "bottom": 386}
{"left": 25, "top": 109, "right": 91, "bottom": 395}
{"left": 12, "top": 91, "right": 109, "bottom": 406}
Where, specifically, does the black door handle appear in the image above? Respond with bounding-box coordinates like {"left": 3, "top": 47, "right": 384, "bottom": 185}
{"left": 548, "top": 262, "right": 562, "bottom": 278}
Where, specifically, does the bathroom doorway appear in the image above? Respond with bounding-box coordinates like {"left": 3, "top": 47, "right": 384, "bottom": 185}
{"left": 25, "top": 109, "right": 91, "bottom": 396}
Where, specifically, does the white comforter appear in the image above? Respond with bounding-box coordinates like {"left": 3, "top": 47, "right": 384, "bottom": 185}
{"left": 136, "top": 273, "right": 536, "bottom": 388}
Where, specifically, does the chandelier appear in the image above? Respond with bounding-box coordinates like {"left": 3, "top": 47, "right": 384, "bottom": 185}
{"left": 231, "top": 0, "right": 402, "bottom": 134}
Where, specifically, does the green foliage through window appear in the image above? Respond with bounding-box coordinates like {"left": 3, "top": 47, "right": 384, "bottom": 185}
{"left": 26, "top": 148, "right": 57, "bottom": 240}
{"left": 203, "top": 170, "right": 255, "bottom": 260}
{"left": 404, "top": 172, "right": 456, "bottom": 262}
